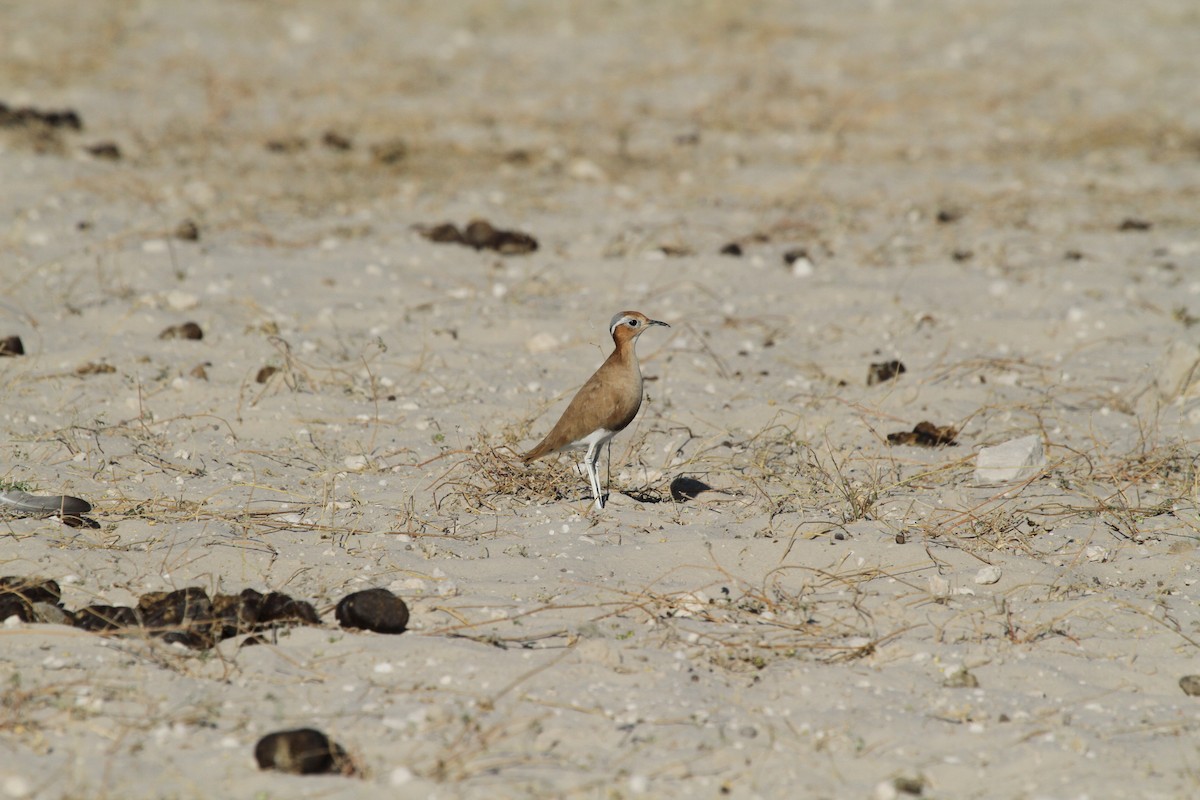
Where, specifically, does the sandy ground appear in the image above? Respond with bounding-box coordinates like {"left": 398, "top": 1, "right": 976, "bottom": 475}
{"left": 3, "top": 1, "right": 1200, "bottom": 798}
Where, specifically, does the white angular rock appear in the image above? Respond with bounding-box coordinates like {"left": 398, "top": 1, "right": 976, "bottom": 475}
{"left": 974, "top": 434, "right": 1045, "bottom": 484}
{"left": 974, "top": 565, "right": 1003, "bottom": 585}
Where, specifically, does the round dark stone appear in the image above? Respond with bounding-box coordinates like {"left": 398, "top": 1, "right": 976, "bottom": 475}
{"left": 335, "top": 588, "right": 409, "bottom": 634}
{"left": 254, "top": 728, "right": 345, "bottom": 775}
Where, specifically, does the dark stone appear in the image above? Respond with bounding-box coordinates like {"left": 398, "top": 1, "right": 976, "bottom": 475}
{"left": 420, "top": 223, "right": 464, "bottom": 244}
{"left": 254, "top": 728, "right": 347, "bottom": 775}
{"left": 321, "top": 130, "right": 353, "bottom": 151}
{"left": 0, "top": 595, "right": 33, "bottom": 622}
{"left": 0, "top": 576, "right": 62, "bottom": 606}
{"left": 335, "top": 588, "right": 409, "bottom": 634}
{"left": 886, "top": 421, "right": 958, "bottom": 447}
{"left": 867, "top": 360, "right": 906, "bottom": 386}
{"left": 174, "top": 219, "right": 200, "bottom": 241}
{"left": 783, "top": 247, "right": 810, "bottom": 266}
{"left": 259, "top": 592, "right": 321, "bottom": 626}
{"left": 0, "top": 336, "right": 24, "bottom": 356}
{"left": 158, "top": 322, "right": 204, "bottom": 340}
{"left": 370, "top": 138, "right": 407, "bottom": 165}
{"left": 419, "top": 219, "right": 537, "bottom": 254}
{"left": 73, "top": 604, "right": 140, "bottom": 632}
{"left": 85, "top": 141, "right": 121, "bottom": 160}
{"left": 138, "top": 587, "right": 213, "bottom": 631}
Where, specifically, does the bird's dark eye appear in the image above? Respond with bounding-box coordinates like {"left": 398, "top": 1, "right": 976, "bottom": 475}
{"left": 628, "top": 319, "right": 639, "bottom": 327}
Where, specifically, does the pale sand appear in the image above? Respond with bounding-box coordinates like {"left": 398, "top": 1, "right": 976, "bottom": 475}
{"left": 2, "top": 2, "right": 1200, "bottom": 798}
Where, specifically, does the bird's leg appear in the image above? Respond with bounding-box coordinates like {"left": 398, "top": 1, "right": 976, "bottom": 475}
{"left": 584, "top": 442, "right": 604, "bottom": 509}
{"left": 604, "top": 440, "right": 613, "bottom": 507}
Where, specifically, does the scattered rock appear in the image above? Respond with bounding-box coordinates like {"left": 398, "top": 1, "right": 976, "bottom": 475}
{"left": 159, "top": 322, "right": 204, "bottom": 340}
{"left": 255, "top": 365, "right": 279, "bottom": 383}
{"left": 417, "top": 219, "right": 538, "bottom": 255}
{"left": 85, "top": 141, "right": 121, "bottom": 160}
{"left": 783, "top": 247, "right": 814, "bottom": 276}
{"left": 265, "top": 136, "right": 307, "bottom": 153}
{"left": 567, "top": 157, "right": 607, "bottom": 181}
{"left": 1179, "top": 675, "right": 1200, "bottom": 697}
{"left": 419, "top": 222, "right": 464, "bottom": 244}
{"left": 174, "top": 219, "right": 200, "bottom": 241}
{"left": 867, "top": 360, "right": 906, "bottom": 386}
{"left": 1118, "top": 218, "right": 1152, "bottom": 231}
{"left": 254, "top": 728, "right": 350, "bottom": 776}
{"left": 5, "top": 581, "right": 319, "bottom": 648}
{"left": 258, "top": 591, "right": 321, "bottom": 626}
{"left": 876, "top": 774, "right": 927, "bottom": 797}
{"left": 0, "top": 577, "right": 62, "bottom": 623}
{"left": 336, "top": 588, "right": 409, "bottom": 634}
{"left": 525, "top": 331, "right": 559, "bottom": 354}
{"left": 887, "top": 421, "right": 957, "bottom": 447}
{"left": 0, "top": 102, "right": 83, "bottom": 130}
{"left": 942, "top": 666, "right": 979, "bottom": 688}
{"left": 719, "top": 242, "right": 743, "bottom": 256}
{"left": 0, "top": 575, "right": 61, "bottom": 606}
{"left": 321, "top": 130, "right": 353, "bottom": 151}
{"left": 29, "top": 601, "right": 73, "bottom": 626}
{"left": 952, "top": 248, "right": 973, "bottom": 261}
{"left": 75, "top": 361, "right": 116, "bottom": 375}
{"left": 973, "top": 434, "right": 1045, "bottom": 484}
{"left": 370, "top": 137, "right": 408, "bottom": 165}
{"left": 0, "top": 335, "right": 24, "bottom": 356}
{"left": 936, "top": 208, "right": 962, "bottom": 224}
{"left": 190, "top": 362, "right": 210, "bottom": 380}
{"left": 72, "top": 604, "right": 140, "bottom": 632}
{"left": 782, "top": 247, "right": 809, "bottom": 265}
{"left": 1085, "top": 545, "right": 1110, "bottom": 563}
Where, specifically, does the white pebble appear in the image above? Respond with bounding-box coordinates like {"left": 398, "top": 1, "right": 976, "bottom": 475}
{"left": 526, "top": 332, "right": 559, "bottom": 354}
{"left": 165, "top": 290, "right": 199, "bottom": 311}
{"left": 3, "top": 776, "right": 31, "bottom": 798}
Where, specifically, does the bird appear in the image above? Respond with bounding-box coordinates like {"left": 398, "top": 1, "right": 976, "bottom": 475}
{"left": 522, "top": 311, "right": 669, "bottom": 510}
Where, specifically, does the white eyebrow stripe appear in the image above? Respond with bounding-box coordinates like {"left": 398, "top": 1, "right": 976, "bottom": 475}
{"left": 609, "top": 314, "right": 635, "bottom": 335}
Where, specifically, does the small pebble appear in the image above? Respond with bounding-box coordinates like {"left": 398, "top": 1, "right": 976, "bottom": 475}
{"left": 867, "top": 360, "right": 906, "bottom": 386}
{"left": 174, "top": 219, "right": 200, "bottom": 241}
{"left": 158, "top": 322, "right": 203, "bottom": 340}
